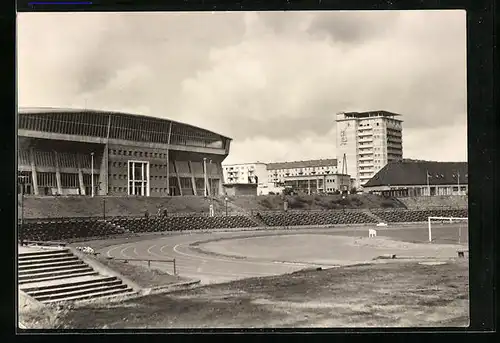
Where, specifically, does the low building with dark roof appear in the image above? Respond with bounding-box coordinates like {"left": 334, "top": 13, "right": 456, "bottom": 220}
{"left": 223, "top": 183, "right": 258, "bottom": 196}
{"left": 363, "top": 159, "right": 468, "bottom": 197}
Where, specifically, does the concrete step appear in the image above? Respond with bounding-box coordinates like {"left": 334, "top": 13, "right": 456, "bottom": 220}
{"left": 27, "top": 279, "right": 123, "bottom": 298}
{"left": 19, "top": 256, "right": 79, "bottom": 266}
{"left": 21, "top": 275, "right": 117, "bottom": 292}
{"left": 19, "top": 252, "right": 73, "bottom": 261}
{"left": 19, "top": 266, "right": 94, "bottom": 281}
{"left": 19, "top": 271, "right": 99, "bottom": 285}
{"left": 18, "top": 249, "right": 70, "bottom": 258}
{"left": 18, "top": 264, "right": 90, "bottom": 276}
{"left": 37, "top": 283, "right": 130, "bottom": 302}
{"left": 19, "top": 260, "right": 85, "bottom": 271}
{"left": 43, "top": 287, "right": 136, "bottom": 304}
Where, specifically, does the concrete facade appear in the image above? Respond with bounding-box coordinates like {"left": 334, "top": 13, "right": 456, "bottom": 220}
{"left": 364, "top": 184, "right": 468, "bottom": 197}
{"left": 17, "top": 108, "right": 231, "bottom": 197}
{"left": 283, "top": 173, "right": 350, "bottom": 195}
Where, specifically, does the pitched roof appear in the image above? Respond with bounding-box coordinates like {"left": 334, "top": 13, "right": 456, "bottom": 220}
{"left": 267, "top": 159, "right": 337, "bottom": 170}
{"left": 364, "top": 159, "right": 468, "bottom": 187}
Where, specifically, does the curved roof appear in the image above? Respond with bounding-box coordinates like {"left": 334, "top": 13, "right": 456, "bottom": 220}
{"left": 364, "top": 159, "right": 468, "bottom": 187}
{"left": 18, "top": 107, "right": 231, "bottom": 140}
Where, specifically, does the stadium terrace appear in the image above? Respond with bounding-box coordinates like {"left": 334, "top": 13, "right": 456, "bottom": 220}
{"left": 17, "top": 107, "right": 231, "bottom": 197}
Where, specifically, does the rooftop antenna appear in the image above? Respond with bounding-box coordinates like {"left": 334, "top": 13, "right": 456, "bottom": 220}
{"left": 341, "top": 153, "right": 348, "bottom": 193}
{"left": 342, "top": 153, "right": 347, "bottom": 175}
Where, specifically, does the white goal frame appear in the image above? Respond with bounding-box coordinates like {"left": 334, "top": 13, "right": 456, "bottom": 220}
{"left": 427, "top": 216, "right": 468, "bottom": 243}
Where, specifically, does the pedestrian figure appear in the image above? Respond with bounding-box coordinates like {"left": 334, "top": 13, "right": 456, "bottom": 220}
{"left": 144, "top": 210, "right": 149, "bottom": 219}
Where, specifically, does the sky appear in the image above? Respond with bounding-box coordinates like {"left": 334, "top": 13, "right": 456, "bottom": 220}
{"left": 17, "top": 10, "right": 467, "bottom": 164}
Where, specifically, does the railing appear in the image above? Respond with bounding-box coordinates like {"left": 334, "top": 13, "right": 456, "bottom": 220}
{"left": 103, "top": 256, "right": 177, "bottom": 275}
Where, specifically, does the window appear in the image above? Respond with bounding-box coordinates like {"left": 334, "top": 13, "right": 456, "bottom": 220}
{"left": 128, "top": 160, "right": 149, "bottom": 196}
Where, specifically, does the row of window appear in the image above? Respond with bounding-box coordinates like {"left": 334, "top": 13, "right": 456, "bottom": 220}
{"left": 20, "top": 114, "right": 224, "bottom": 148}
{"left": 110, "top": 187, "right": 170, "bottom": 193}
{"left": 109, "top": 149, "right": 168, "bottom": 159}
{"left": 111, "top": 161, "right": 167, "bottom": 169}
{"left": 269, "top": 166, "right": 335, "bottom": 173}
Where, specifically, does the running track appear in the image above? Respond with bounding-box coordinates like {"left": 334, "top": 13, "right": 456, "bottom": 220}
{"left": 100, "top": 224, "right": 465, "bottom": 285}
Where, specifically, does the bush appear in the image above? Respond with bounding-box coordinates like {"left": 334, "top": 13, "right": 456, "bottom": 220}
{"left": 321, "top": 201, "right": 340, "bottom": 210}
{"left": 288, "top": 200, "right": 307, "bottom": 209}
{"left": 338, "top": 198, "right": 351, "bottom": 206}
{"left": 350, "top": 197, "right": 363, "bottom": 207}
{"left": 287, "top": 196, "right": 311, "bottom": 209}
{"left": 380, "top": 200, "right": 396, "bottom": 208}
{"left": 259, "top": 198, "right": 275, "bottom": 210}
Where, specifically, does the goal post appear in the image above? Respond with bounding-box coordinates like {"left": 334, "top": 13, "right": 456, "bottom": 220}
{"left": 427, "top": 216, "right": 468, "bottom": 243}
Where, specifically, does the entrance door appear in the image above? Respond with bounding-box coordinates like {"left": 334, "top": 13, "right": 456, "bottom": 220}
{"left": 134, "top": 182, "right": 145, "bottom": 196}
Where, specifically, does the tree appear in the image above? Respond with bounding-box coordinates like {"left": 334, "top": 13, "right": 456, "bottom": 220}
{"left": 350, "top": 187, "right": 357, "bottom": 194}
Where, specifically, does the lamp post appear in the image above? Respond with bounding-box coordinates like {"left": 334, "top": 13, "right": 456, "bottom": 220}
{"left": 426, "top": 170, "right": 431, "bottom": 197}
{"left": 203, "top": 157, "right": 207, "bottom": 197}
{"left": 91, "top": 152, "right": 94, "bottom": 197}
{"left": 18, "top": 175, "right": 29, "bottom": 245}
{"left": 208, "top": 159, "right": 212, "bottom": 196}
{"left": 102, "top": 198, "right": 106, "bottom": 220}
{"left": 225, "top": 197, "right": 228, "bottom": 216}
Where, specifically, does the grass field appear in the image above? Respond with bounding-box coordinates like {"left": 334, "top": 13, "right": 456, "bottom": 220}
{"left": 57, "top": 259, "right": 468, "bottom": 328}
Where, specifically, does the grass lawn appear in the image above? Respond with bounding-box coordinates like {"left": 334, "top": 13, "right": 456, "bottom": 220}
{"left": 55, "top": 259, "right": 468, "bottom": 329}
{"left": 95, "top": 255, "right": 184, "bottom": 288}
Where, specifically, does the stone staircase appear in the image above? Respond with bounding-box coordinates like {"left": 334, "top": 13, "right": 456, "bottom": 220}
{"left": 364, "top": 210, "right": 385, "bottom": 224}
{"left": 18, "top": 248, "right": 135, "bottom": 303}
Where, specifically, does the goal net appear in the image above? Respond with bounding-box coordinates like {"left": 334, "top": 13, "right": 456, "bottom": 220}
{"left": 427, "top": 216, "right": 468, "bottom": 244}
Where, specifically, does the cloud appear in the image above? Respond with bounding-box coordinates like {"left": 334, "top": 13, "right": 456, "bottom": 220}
{"left": 17, "top": 10, "right": 467, "bottom": 163}
{"left": 305, "top": 10, "right": 402, "bottom": 43}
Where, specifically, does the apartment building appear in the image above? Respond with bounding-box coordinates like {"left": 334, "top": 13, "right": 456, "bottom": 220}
{"left": 267, "top": 159, "right": 338, "bottom": 189}
{"left": 222, "top": 162, "right": 269, "bottom": 194}
{"left": 336, "top": 111, "right": 403, "bottom": 189}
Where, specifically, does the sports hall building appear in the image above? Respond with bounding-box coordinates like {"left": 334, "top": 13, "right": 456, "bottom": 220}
{"left": 17, "top": 107, "right": 231, "bottom": 197}
{"left": 363, "top": 159, "right": 468, "bottom": 197}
